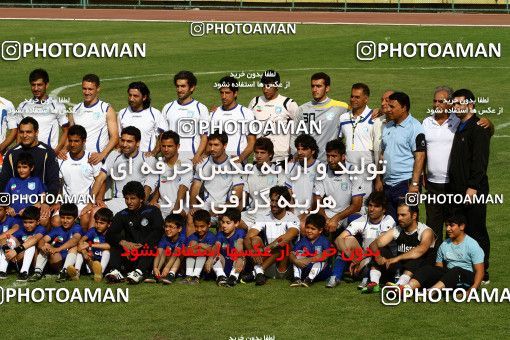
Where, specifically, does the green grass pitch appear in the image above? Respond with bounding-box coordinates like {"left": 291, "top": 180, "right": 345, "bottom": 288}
{"left": 0, "top": 20, "right": 509, "bottom": 339}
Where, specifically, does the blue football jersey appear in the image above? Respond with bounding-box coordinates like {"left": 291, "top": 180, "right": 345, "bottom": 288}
{"left": 158, "top": 233, "right": 186, "bottom": 250}
{"left": 85, "top": 227, "right": 107, "bottom": 259}
{"left": 186, "top": 231, "right": 216, "bottom": 246}
{"left": 293, "top": 235, "right": 332, "bottom": 258}
{"left": 5, "top": 177, "right": 45, "bottom": 213}
{"left": 0, "top": 216, "right": 20, "bottom": 233}
{"left": 13, "top": 225, "right": 46, "bottom": 242}
{"left": 46, "top": 224, "right": 83, "bottom": 248}
{"left": 216, "top": 229, "right": 246, "bottom": 257}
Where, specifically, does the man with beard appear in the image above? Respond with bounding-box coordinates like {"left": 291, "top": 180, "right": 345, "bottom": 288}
{"left": 160, "top": 71, "right": 209, "bottom": 164}
{"left": 368, "top": 202, "right": 435, "bottom": 290}
{"left": 118, "top": 82, "right": 165, "bottom": 155}
{"left": 190, "top": 131, "right": 244, "bottom": 216}
{"left": 243, "top": 185, "right": 300, "bottom": 286}
{"left": 89, "top": 126, "right": 158, "bottom": 214}
{"left": 149, "top": 130, "right": 193, "bottom": 217}
{"left": 333, "top": 191, "right": 396, "bottom": 291}
{"left": 240, "top": 137, "right": 285, "bottom": 230}
{"left": 248, "top": 70, "right": 298, "bottom": 165}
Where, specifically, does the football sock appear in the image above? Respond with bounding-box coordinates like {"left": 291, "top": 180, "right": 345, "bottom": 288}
{"left": 308, "top": 262, "right": 324, "bottom": 281}
{"left": 100, "top": 251, "right": 110, "bottom": 273}
{"left": 20, "top": 246, "right": 36, "bottom": 273}
{"left": 63, "top": 253, "right": 77, "bottom": 269}
{"left": 370, "top": 269, "right": 382, "bottom": 284}
{"left": 0, "top": 249, "right": 8, "bottom": 272}
{"left": 212, "top": 260, "right": 226, "bottom": 278}
{"left": 332, "top": 256, "right": 347, "bottom": 280}
{"left": 185, "top": 258, "right": 195, "bottom": 276}
{"left": 396, "top": 274, "right": 411, "bottom": 286}
{"left": 192, "top": 257, "right": 206, "bottom": 277}
{"left": 35, "top": 253, "right": 48, "bottom": 272}
{"left": 74, "top": 254, "right": 83, "bottom": 271}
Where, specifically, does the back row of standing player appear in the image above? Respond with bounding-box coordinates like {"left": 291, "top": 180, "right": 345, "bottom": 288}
{"left": 0, "top": 68, "right": 492, "bottom": 283}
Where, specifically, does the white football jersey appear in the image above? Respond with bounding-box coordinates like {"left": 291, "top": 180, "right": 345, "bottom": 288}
{"left": 313, "top": 163, "right": 365, "bottom": 222}
{"left": 209, "top": 104, "right": 256, "bottom": 157}
{"left": 248, "top": 94, "right": 298, "bottom": 162}
{"left": 243, "top": 163, "right": 285, "bottom": 215}
{"left": 118, "top": 106, "right": 165, "bottom": 153}
{"left": 346, "top": 215, "right": 395, "bottom": 249}
{"left": 58, "top": 151, "right": 101, "bottom": 199}
{"left": 157, "top": 158, "right": 193, "bottom": 215}
{"left": 193, "top": 155, "right": 244, "bottom": 210}
{"left": 72, "top": 100, "right": 111, "bottom": 153}
{"left": 284, "top": 159, "right": 322, "bottom": 211}
{"left": 0, "top": 96, "right": 17, "bottom": 144}
{"left": 101, "top": 150, "right": 158, "bottom": 198}
{"left": 252, "top": 211, "right": 300, "bottom": 244}
{"left": 161, "top": 99, "right": 209, "bottom": 159}
{"left": 16, "top": 97, "right": 68, "bottom": 148}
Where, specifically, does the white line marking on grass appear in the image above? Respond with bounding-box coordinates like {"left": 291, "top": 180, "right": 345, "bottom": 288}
{"left": 494, "top": 135, "right": 510, "bottom": 138}
{"left": 1, "top": 17, "right": 510, "bottom": 27}
{"left": 496, "top": 122, "right": 510, "bottom": 130}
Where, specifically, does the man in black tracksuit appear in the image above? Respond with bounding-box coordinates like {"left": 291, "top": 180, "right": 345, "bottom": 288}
{"left": 105, "top": 181, "right": 164, "bottom": 284}
{"left": 0, "top": 117, "right": 59, "bottom": 226}
{"left": 447, "top": 89, "right": 491, "bottom": 281}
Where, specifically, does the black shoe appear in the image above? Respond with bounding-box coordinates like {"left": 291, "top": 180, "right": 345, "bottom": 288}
{"left": 226, "top": 275, "right": 238, "bottom": 287}
{"left": 290, "top": 278, "right": 302, "bottom": 287}
{"left": 56, "top": 269, "right": 67, "bottom": 283}
{"left": 162, "top": 273, "right": 175, "bottom": 285}
{"left": 0, "top": 271, "right": 7, "bottom": 280}
{"left": 17, "top": 271, "right": 29, "bottom": 282}
{"left": 240, "top": 272, "right": 255, "bottom": 284}
{"left": 28, "top": 271, "right": 43, "bottom": 282}
{"left": 216, "top": 275, "right": 228, "bottom": 287}
{"left": 301, "top": 277, "right": 313, "bottom": 288}
{"left": 255, "top": 273, "right": 267, "bottom": 286}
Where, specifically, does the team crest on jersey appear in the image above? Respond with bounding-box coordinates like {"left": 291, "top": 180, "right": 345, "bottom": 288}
{"left": 2, "top": 226, "right": 7, "bottom": 232}
{"left": 93, "top": 237, "right": 100, "bottom": 243}
{"left": 28, "top": 182, "right": 36, "bottom": 190}
{"left": 81, "top": 164, "right": 92, "bottom": 176}
{"left": 275, "top": 106, "right": 282, "bottom": 114}
{"left": 341, "top": 182, "right": 348, "bottom": 191}
{"left": 22, "top": 235, "right": 28, "bottom": 242}
{"left": 314, "top": 246, "right": 322, "bottom": 254}
{"left": 141, "top": 218, "right": 149, "bottom": 227}
{"left": 326, "top": 111, "right": 335, "bottom": 120}
{"left": 93, "top": 111, "right": 101, "bottom": 119}
{"left": 10, "top": 183, "right": 16, "bottom": 191}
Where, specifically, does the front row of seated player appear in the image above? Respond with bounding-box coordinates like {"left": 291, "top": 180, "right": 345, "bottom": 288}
{"left": 0, "top": 191, "right": 484, "bottom": 293}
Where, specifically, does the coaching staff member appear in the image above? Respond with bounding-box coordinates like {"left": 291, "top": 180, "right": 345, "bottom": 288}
{"left": 105, "top": 181, "right": 164, "bottom": 284}
{"left": 447, "top": 88, "right": 491, "bottom": 283}
{"left": 375, "top": 92, "right": 426, "bottom": 221}
{"left": 0, "top": 116, "right": 59, "bottom": 226}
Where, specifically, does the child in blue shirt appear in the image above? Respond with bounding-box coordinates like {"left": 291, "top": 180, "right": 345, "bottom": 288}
{"left": 68, "top": 207, "right": 113, "bottom": 283}
{"left": 29, "top": 203, "right": 83, "bottom": 283}
{"left": 205, "top": 208, "right": 246, "bottom": 287}
{"left": 407, "top": 214, "right": 485, "bottom": 291}
{"left": 290, "top": 214, "right": 332, "bottom": 287}
{"left": 0, "top": 206, "right": 45, "bottom": 281}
